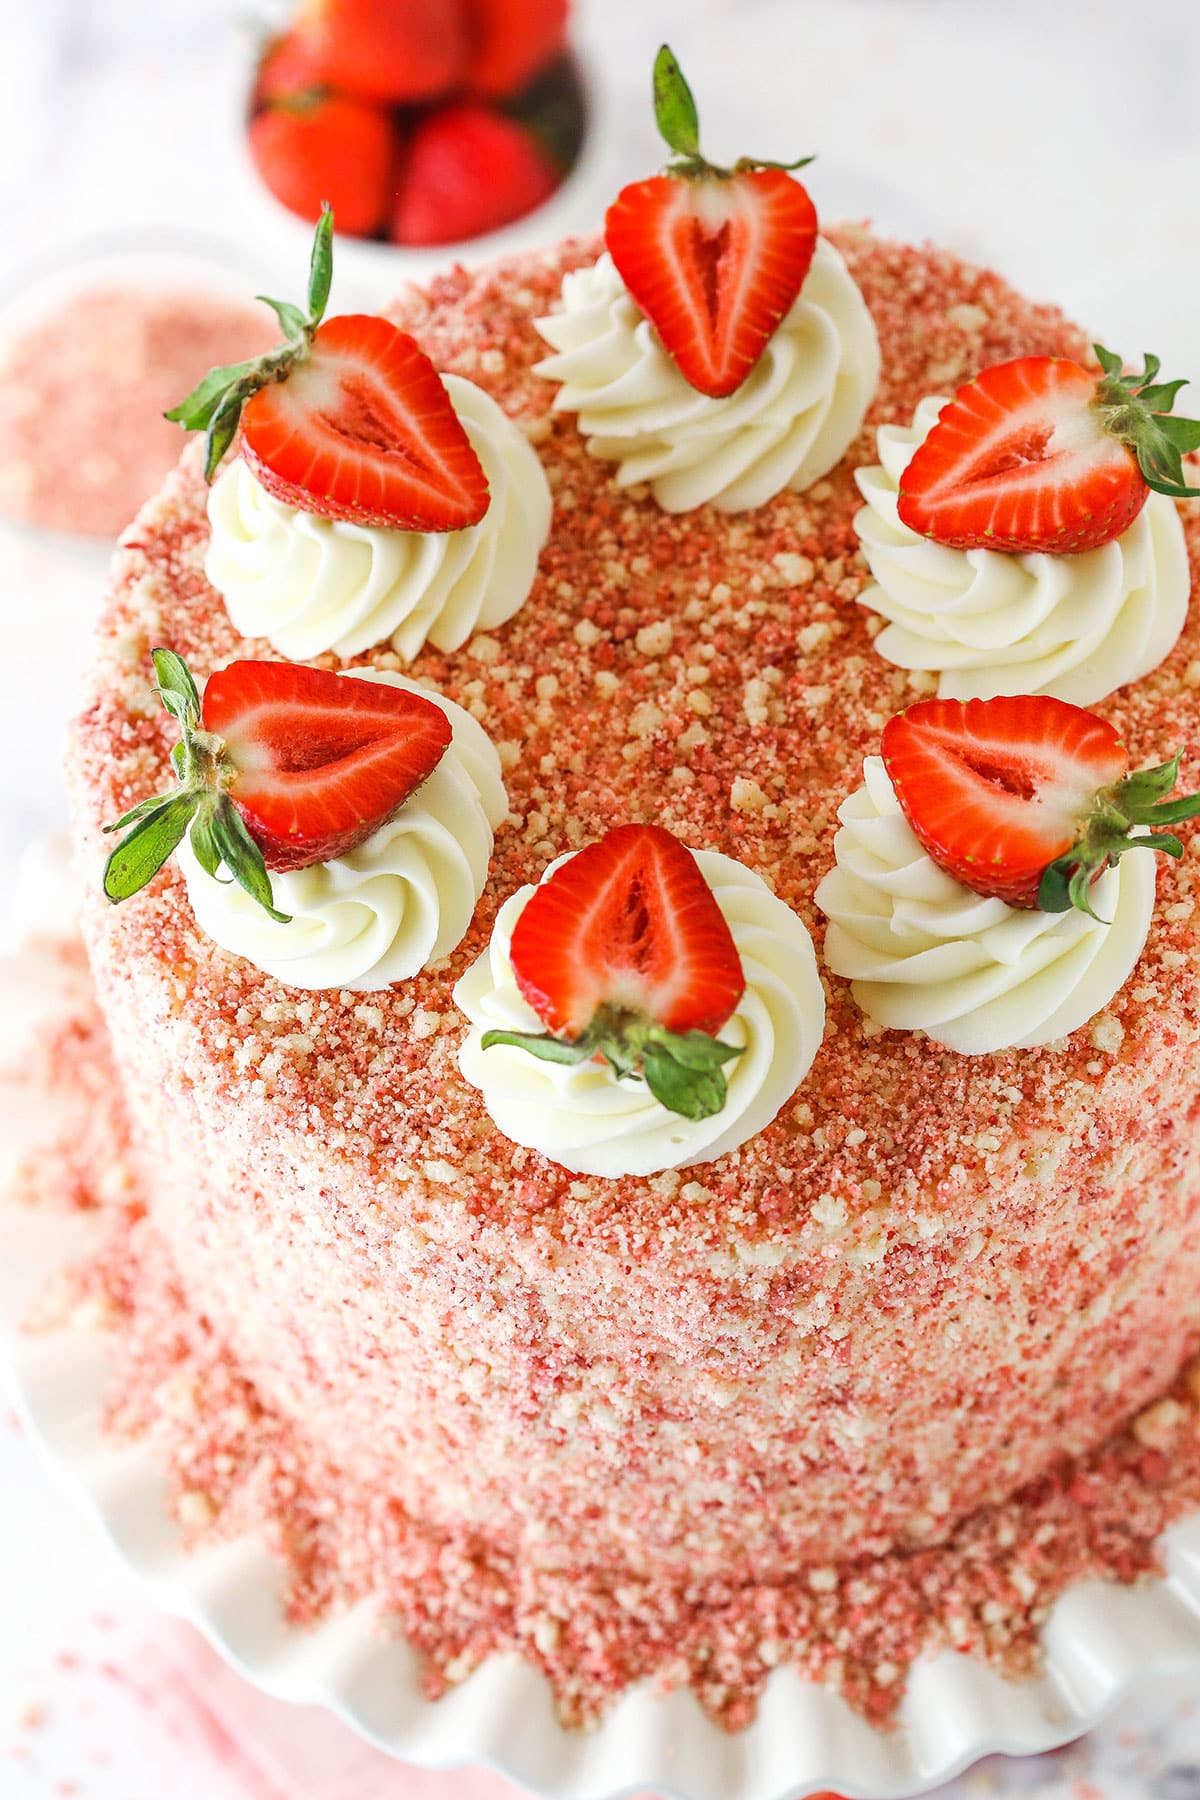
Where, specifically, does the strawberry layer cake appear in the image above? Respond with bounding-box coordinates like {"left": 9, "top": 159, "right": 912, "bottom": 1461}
{"left": 52, "top": 54, "right": 1200, "bottom": 1727}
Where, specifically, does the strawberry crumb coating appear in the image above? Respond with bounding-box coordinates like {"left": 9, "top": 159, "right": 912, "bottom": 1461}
{"left": 64, "top": 230, "right": 1200, "bottom": 1717}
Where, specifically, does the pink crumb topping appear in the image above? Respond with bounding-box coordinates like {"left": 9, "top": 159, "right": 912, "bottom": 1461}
{"left": 15, "top": 975, "right": 1200, "bottom": 1732}
{"left": 47, "top": 226, "right": 1200, "bottom": 1731}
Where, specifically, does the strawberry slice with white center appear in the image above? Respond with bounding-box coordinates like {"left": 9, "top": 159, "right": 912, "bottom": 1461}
{"left": 480, "top": 823, "right": 747, "bottom": 1121}
{"left": 103, "top": 651, "right": 452, "bottom": 921}
{"left": 201, "top": 659, "right": 452, "bottom": 869}
{"left": 167, "top": 204, "right": 489, "bottom": 532}
{"left": 881, "top": 693, "right": 1200, "bottom": 917}
{"left": 898, "top": 347, "right": 1200, "bottom": 555}
{"left": 604, "top": 45, "right": 817, "bottom": 400}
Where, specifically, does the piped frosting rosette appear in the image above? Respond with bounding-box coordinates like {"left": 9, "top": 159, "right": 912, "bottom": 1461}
{"left": 206, "top": 376, "right": 552, "bottom": 662}
{"left": 535, "top": 242, "right": 879, "bottom": 514}
{"left": 815, "top": 757, "right": 1156, "bottom": 1055}
{"left": 854, "top": 394, "right": 1191, "bottom": 706}
{"left": 455, "top": 846, "right": 825, "bottom": 1177}
{"left": 176, "top": 672, "right": 506, "bottom": 992}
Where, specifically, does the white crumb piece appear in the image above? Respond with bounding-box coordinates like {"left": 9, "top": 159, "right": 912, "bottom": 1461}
{"left": 946, "top": 301, "right": 988, "bottom": 331}
{"left": 468, "top": 633, "right": 501, "bottom": 664}
{"left": 535, "top": 674, "right": 559, "bottom": 701}
{"left": 1090, "top": 1014, "right": 1125, "bottom": 1053}
{"left": 770, "top": 551, "right": 814, "bottom": 586}
{"left": 574, "top": 618, "right": 601, "bottom": 647}
{"left": 635, "top": 619, "right": 673, "bottom": 657}
{"left": 177, "top": 1490, "right": 216, "bottom": 1528}
{"left": 630, "top": 701, "right": 665, "bottom": 737}
{"left": 731, "top": 777, "right": 769, "bottom": 813}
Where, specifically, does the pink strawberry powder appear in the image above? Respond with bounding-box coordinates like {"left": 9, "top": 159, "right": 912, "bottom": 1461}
{"left": 0, "top": 286, "right": 275, "bottom": 539}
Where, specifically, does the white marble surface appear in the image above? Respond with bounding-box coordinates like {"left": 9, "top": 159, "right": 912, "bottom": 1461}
{"left": 3, "top": 0, "right": 1200, "bottom": 1792}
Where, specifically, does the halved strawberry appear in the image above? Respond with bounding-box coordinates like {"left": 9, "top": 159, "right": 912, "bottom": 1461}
{"left": 604, "top": 46, "right": 817, "bottom": 399}
{"left": 480, "top": 823, "right": 746, "bottom": 1120}
{"left": 202, "top": 660, "right": 452, "bottom": 870}
{"left": 167, "top": 207, "right": 490, "bottom": 532}
{"left": 898, "top": 347, "right": 1200, "bottom": 555}
{"left": 102, "top": 651, "right": 452, "bottom": 919}
{"left": 241, "top": 314, "right": 489, "bottom": 529}
{"left": 881, "top": 693, "right": 1200, "bottom": 917}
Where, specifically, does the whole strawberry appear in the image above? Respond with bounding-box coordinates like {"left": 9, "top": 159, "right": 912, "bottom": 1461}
{"left": 103, "top": 651, "right": 453, "bottom": 916}
{"left": 293, "top": 0, "right": 466, "bottom": 103}
{"left": 881, "top": 693, "right": 1200, "bottom": 918}
{"left": 604, "top": 45, "right": 818, "bottom": 399}
{"left": 481, "top": 824, "right": 746, "bottom": 1120}
{"left": 249, "top": 94, "right": 397, "bottom": 239}
{"left": 390, "top": 102, "right": 559, "bottom": 247}
{"left": 898, "top": 347, "right": 1200, "bottom": 555}
{"left": 463, "top": 0, "right": 567, "bottom": 98}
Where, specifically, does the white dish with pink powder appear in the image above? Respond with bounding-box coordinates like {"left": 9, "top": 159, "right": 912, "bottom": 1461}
{"left": 5, "top": 848, "right": 1200, "bottom": 1800}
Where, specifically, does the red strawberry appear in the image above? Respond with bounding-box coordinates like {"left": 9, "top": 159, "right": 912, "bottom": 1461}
{"left": 294, "top": 0, "right": 467, "bottom": 104}
{"left": 881, "top": 693, "right": 1200, "bottom": 917}
{"left": 103, "top": 651, "right": 453, "bottom": 919}
{"left": 201, "top": 661, "right": 452, "bottom": 870}
{"left": 604, "top": 46, "right": 817, "bottom": 399}
{"left": 390, "top": 102, "right": 559, "bottom": 247}
{"left": 248, "top": 95, "right": 397, "bottom": 240}
{"left": 480, "top": 824, "right": 746, "bottom": 1122}
{"left": 898, "top": 347, "right": 1200, "bottom": 555}
{"left": 241, "top": 314, "right": 489, "bottom": 529}
{"left": 253, "top": 29, "right": 327, "bottom": 106}
{"left": 167, "top": 209, "right": 490, "bottom": 533}
{"left": 464, "top": 0, "right": 567, "bottom": 98}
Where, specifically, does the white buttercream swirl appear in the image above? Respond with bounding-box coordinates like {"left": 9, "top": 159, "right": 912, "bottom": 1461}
{"left": 533, "top": 239, "right": 880, "bottom": 514}
{"left": 205, "top": 376, "right": 552, "bottom": 662}
{"left": 813, "top": 757, "right": 1156, "bottom": 1055}
{"left": 176, "top": 672, "right": 507, "bottom": 992}
{"left": 854, "top": 396, "right": 1190, "bottom": 705}
{"left": 454, "top": 848, "right": 825, "bottom": 1177}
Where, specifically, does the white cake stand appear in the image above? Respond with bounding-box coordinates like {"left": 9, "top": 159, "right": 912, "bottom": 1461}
{"left": 5, "top": 850, "right": 1200, "bottom": 1800}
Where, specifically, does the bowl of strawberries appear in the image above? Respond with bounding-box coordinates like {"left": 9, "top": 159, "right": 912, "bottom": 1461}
{"left": 241, "top": 0, "right": 613, "bottom": 292}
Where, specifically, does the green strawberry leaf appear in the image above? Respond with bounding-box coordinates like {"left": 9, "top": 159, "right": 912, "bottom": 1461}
{"left": 307, "top": 202, "right": 335, "bottom": 323}
{"left": 210, "top": 799, "right": 291, "bottom": 923}
{"left": 152, "top": 647, "right": 201, "bottom": 722}
{"left": 653, "top": 45, "right": 701, "bottom": 160}
{"left": 164, "top": 356, "right": 265, "bottom": 431}
{"left": 257, "top": 294, "right": 308, "bottom": 340}
{"left": 649, "top": 1027, "right": 743, "bottom": 1072}
{"left": 188, "top": 805, "right": 223, "bottom": 880}
{"left": 480, "top": 1028, "right": 591, "bottom": 1065}
{"left": 642, "top": 1039, "right": 728, "bottom": 1120}
{"left": 103, "top": 790, "right": 199, "bottom": 903}
{"left": 102, "top": 787, "right": 179, "bottom": 835}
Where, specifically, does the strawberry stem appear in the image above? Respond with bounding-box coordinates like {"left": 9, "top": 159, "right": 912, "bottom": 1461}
{"left": 165, "top": 204, "right": 335, "bottom": 481}
{"left": 1036, "top": 750, "right": 1200, "bottom": 919}
{"left": 1092, "top": 344, "right": 1200, "bottom": 502}
{"left": 102, "top": 648, "right": 290, "bottom": 923}
{"left": 650, "top": 42, "right": 813, "bottom": 184}
{"left": 482, "top": 1003, "right": 744, "bottom": 1122}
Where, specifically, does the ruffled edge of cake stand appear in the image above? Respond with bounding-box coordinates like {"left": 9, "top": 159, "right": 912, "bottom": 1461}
{"left": 4, "top": 874, "right": 1200, "bottom": 1800}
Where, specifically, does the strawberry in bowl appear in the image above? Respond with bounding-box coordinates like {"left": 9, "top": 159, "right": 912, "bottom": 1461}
{"left": 244, "top": 0, "right": 588, "bottom": 257}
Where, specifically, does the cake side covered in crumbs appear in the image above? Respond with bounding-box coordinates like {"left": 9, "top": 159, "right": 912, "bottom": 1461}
{"left": 64, "top": 228, "right": 1200, "bottom": 1714}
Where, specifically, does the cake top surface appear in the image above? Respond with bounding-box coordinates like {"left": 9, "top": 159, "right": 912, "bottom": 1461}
{"left": 68, "top": 225, "right": 1200, "bottom": 1258}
